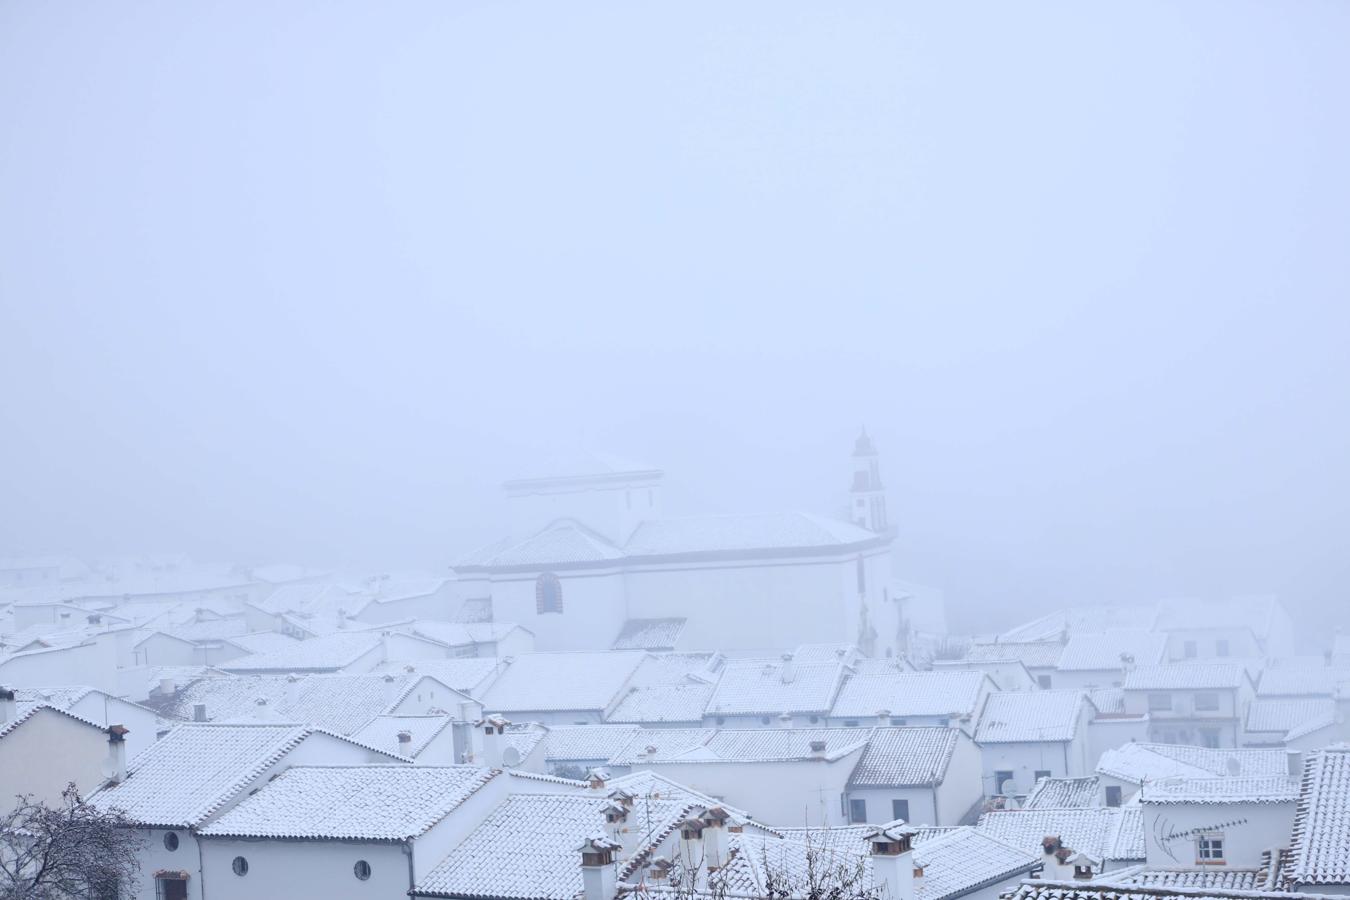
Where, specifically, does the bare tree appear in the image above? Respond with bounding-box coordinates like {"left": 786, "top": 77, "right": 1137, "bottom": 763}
{"left": 652, "top": 829, "right": 885, "bottom": 900}
{"left": 0, "top": 784, "right": 142, "bottom": 900}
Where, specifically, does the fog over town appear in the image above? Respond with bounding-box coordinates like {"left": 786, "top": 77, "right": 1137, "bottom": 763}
{"left": 2, "top": 1, "right": 1349, "bottom": 899}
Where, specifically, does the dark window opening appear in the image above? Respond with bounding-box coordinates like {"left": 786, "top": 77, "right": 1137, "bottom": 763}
{"left": 891, "top": 799, "right": 909, "bottom": 821}
{"left": 535, "top": 573, "right": 563, "bottom": 614}
{"left": 848, "top": 798, "right": 867, "bottom": 824}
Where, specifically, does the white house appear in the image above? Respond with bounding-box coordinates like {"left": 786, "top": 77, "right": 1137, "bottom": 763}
{"left": 1121, "top": 664, "right": 1255, "bottom": 748}
{"left": 452, "top": 441, "right": 899, "bottom": 657}
{"left": 702, "top": 656, "right": 846, "bottom": 728}
{"left": 0, "top": 693, "right": 112, "bottom": 813}
{"left": 1152, "top": 597, "right": 1295, "bottom": 662}
{"left": 1095, "top": 742, "right": 1289, "bottom": 808}
{"left": 14, "top": 685, "right": 162, "bottom": 758}
{"left": 1053, "top": 630, "right": 1169, "bottom": 691}
{"left": 843, "top": 726, "right": 982, "bottom": 826}
{"left": 1138, "top": 772, "right": 1300, "bottom": 870}
{"left": 478, "top": 651, "right": 648, "bottom": 725}
{"left": 974, "top": 690, "right": 1097, "bottom": 796}
{"left": 828, "top": 670, "right": 991, "bottom": 729}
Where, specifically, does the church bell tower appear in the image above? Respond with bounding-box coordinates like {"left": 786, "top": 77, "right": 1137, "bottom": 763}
{"left": 850, "top": 428, "right": 888, "bottom": 532}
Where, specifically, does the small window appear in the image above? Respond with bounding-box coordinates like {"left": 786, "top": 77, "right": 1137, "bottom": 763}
{"left": 1105, "top": 786, "right": 1122, "bottom": 807}
{"left": 849, "top": 798, "right": 868, "bottom": 824}
{"left": 1183, "top": 640, "right": 1197, "bottom": 659}
{"left": 1037, "top": 674, "right": 1053, "bottom": 689}
{"left": 844, "top": 719, "right": 860, "bottom": 728}
{"left": 809, "top": 715, "right": 820, "bottom": 724}
{"left": 1194, "top": 692, "right": 1220, "bottom": 712}
{"left": 163, "top": 831, "right": 179, "bottom": 851}
{"left": 994, "top": 770, "right": 1015, "bottom": 793}
{"left": 1197, "top": 834, "right": 1224, "bottom": 863}
{"left": 1148, "top": 693, "right": 1173, "bottom": 712}
{"left": 714, "top": 716, "right": 726, "bottom": 726}
{"left": 1215, "top": 639, "right": 1230, "bottom": 657}
{"left": 232, "top": 856, "right": 249, "bottom": 877}
{"left": 354, "top": 860, "right": 372, "bottom": 881}
{"left": 155, "top": 877, "right": 187, "bottom": 900}
{"left": 891, "top": 799, "right": 910, "bottom": 821}
{"left": 1199, "top": 728, "right": 1221, "bottom": 748}
{"left": 534, "top": 573, "right": 563, "bottom": 614}
{"left": 760, "top": 715, "right": 771, "bottom": 725}
{"left": 1034, "top": 769, "right": 1052, "bottom": 782}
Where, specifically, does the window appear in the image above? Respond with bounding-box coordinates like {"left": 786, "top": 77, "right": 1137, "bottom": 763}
{"left": 714, "top": 716, "right": 726, "bottom": 726}
{"left": 809, "top": 715, "right": 820, "bottom": 724}
{"left": 891, "top": 799, "right": 910, "bottom": 821}
{"left": 856, "top": 557, "right": 866, "bottom": 594}
{"left": 1199, "top": 728, "right": 1221, "bottom": 749}
{"left": 1105, "top": 786, "right": 1122, "bottom": 807}
{"left": 232, "top": 856, "right": 249, "bottom": 877}
{"left": 1215, "top": 639, "right": 1230, "bottom": 657}
{"left": 1148, "top": 693, "right": 1173, "bottom": 712}
{"left": 844, "top": 719, "right": 860, "bottom": 728}
{"left": 1034, "top": 769, "right": 1052, "bottom": 782}
{"left": 1194, "top": 692, "right": 1220, "bottom": 712}
{"left": 849, "top": 798, "right": 868, "bottom": 824}
{"left": 760, "top": 716, "right": 772, "bottom": 725}
{"left": 1197, "top": 834, "right": 1225, "bottom": 864}
{"left": 162, "top": 831, "right": 179, "bottom": 851}
{"left": 994, "top": 770, "right": 1015, "bottom": 794}
{"left": 354, "top": 860, "right": 372, "bottom": 881}
{"left": 534, "top": 573, "right": 563, "bottom": 614}
{"left": 155, "top": 877, "right": 187, "bottom": 900}
{"left": 1183, "top": 640, "right": 1197, "bottom": 659}
{"left": 1037, "top": 674, "right": 1053, "bottom": 689}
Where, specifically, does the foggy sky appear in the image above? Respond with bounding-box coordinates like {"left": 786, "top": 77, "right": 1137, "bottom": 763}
{"left": 2, "top": 0, "right": 1347, "bottom": 632}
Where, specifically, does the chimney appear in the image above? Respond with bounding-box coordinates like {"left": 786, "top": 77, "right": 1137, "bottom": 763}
{"left": 866, "top": 821, "right": 918, "bottom": 900}
{"left": 192, "top": 703, "right": 208, "bottom": 722}
{"left": 647, "top": 857, "right": 674, "bottom": 885}
{"left": 602, "top": 800, "right": 628, "bottom": 845}
{"left": 578, "top": 835, "right": 619, "bottom": 900}
{"left": 678, "top": 814, "right": 707, "bottom": 867}
{"left": 780, "top": 653, "right": 796, "bottom": 684}
{"left": 1288, "top": 750, "right": 1304, "bottom": 779}
{"left": 397, "top": 730, "right": 414, "bottom": 756}
{"left": 876, "top": 709, "right": 893, "bottom": 728}
{"left": 382, "top": 673, "right": 400, "bottom": 708}
{"left": 380, "top": 630, "right": 393, "bottom": 662}
{"left": 777, "top": 712, "right": 794, "bottom": 729}
{"left": 588, "top": 768, "right": 610, "bottom": 792}
{"left": 701, "top": 807, "right": 731, "bottom": 869}
{"left": 476, "top": 714, "right": 509, "bottom": 767}
{"left": 253, "top": 697, "right": 273, "bottom": 721}
{"left": 0, "top": 688, "right": 16, "bottom": 723}
{"left": 106, "top": 724, "right": 129, "bottom": 783}
{"left": 158, "top": 677, "right": 176, "bottom": 697}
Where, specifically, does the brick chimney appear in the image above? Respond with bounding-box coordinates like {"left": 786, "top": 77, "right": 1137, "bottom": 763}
{"left": 578, "top": 835, "right": 619, "bottom": 900}
{"left": 0, "top": 688, "right": 16, "bottom": 723}
{"left": 106, "top": 724, "right": 129, "bottom": 783}
{"left": 865, "top": 820, "right": 918, "bottom": 900}
{"left": 587, "top": 768, "right": 610, "bottom": 793}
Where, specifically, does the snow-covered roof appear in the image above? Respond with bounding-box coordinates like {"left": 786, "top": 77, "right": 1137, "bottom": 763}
{"left": 913, "top": 827, "right": 1041, "bottom": 900}
{"left": 1111, "top": 868, "right": 1267, "bottom": 891}
{"left": 1245, "top": 697, "right": 1335, "bottom": 735}
{"left": 198, "top": 765, "right": 495, "bottom": 839}
{"left": 480, "top": 651, "right": 645, "bottom": 713}
{"left": 539, "top": 725, "right": 642, "bottom": 761}
{"left": 153, "top": 672, "right": 420, "bottom": 735}
{"left": 975, "top": 691, "right": 1086, "bottom": 743}
{"left": 1002, "top": 879, "right": 1306, "bottom": 900}
{"left": 1087, "top": 688, "right": 1126, "bottom": 714}
{"left": 706, "top": 658, "right": 846, "bottom": 716}
{"left": 1152, "top": 596, "right": 1281, "bottom": 637}
{"left": 847, "top": 726, "right": 961, "bottom": 788}
{"left": 1095, "top": 743, "right": 1288, "bottom": 785}
{"left": 964, "top": 641, "right": 1065, "bottom": 670}
{"left": 221, "top": 632, "right": 302, "bottom": 655}
{"left": 606, "top": 681, "right": 715, "bottom": 724}
{"left": 456, "top": 519, "right": 628, "bottom": 569}
{"left": 998, "top": 606, "right": 1157, "bottom": 643}
{"left": 830, "top": 670, "right": 987, "bottom": 720}
{"left": 1139, "top": 775, "right": 1300, "bottom": 805}
{"left": 1287, "top": 745, "right": 1350, "bottom": 887}
{"left": 375, "top": 657, "right": 505, "bottom": 696}
{"left": 90, "top": 723, "right": 317, "bottom": 827}
{"left": 612, "top": 617, "right": 686, "bottom": 651}
{"left": 349, "top": 714, "right": 454, "bottom": 758}
{"left": 1257, "top": 666, "right": 1350, "bottom": 697}
{"left": 412, "top": 792, "right": 688, "bottom": 899}
{"left": 219, "top": 631, "right": 382, "bottom": 673}
{"left": 1023, "top": 776, "right": 1101, "bottom": 809}
{"left": 609, "top": 727, "right": 869, "bottom": 765}
{"left": 1056, "top": 631, "right": 1169, "bottom": 672}
{"left": 410, "top": 620, "right": 514, "bottom": 650}
{"left": 0, "top": 702, "right": 105, "bottom": 742}
{"left": 976, "top": 807, "right": 1143, "bottom": 861}
{"left": 1121, "top": 664, "right": 1248, "bottom": 691}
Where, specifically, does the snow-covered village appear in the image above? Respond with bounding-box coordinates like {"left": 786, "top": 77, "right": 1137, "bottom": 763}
{"left": 3, "top": 1, "right": 1349, "bottom": 899}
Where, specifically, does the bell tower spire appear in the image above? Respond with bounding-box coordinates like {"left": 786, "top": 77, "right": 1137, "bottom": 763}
{"left": 850, "top": 427, "right": 887, "bottom": 532}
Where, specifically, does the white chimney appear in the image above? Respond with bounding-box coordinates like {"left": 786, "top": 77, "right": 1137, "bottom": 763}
{"left": 0, "top": 688, "right": 16, "bottom": 723}
{"left": 876, "top": 709, "right": 892, "bottom": 728}
{"left": 382, "top": 673, "right": 400, "bottom": 709}
{"left": 701, "top": 807, "right": 731, "bottom": 869}
{"left": 397, "top": 730, "right": 414, "bottom": 756}
{"left": 1288, "top": 750, "right": 1304, "bottom": 779}
{"left": 252, "top": 697, "right": 274, "bottom": 721}
{"left": 106, "top": 725, "right": 129, "bottom": 783}
{"left": 192, "top": 703, "right": 207, "bottom": 722}
{"left": 158, "top": 677, "right": 175, "bottom": 697}
{"left": 780, "top": 653, "right": 796, "bottom": 684}
{"left": 777, "top": 712, "right": 794, "bottom": 729}
{"left": 476, "top": 714, "right": 509, "bottom": 768}
{"left": 809, "top": 739, "right": 828, "bottom": 759}
{"left": 578, "top": 835, "right": 619, "bottom": 900}
{"left": 866, "top": 821, "right": 918, "bottom": 900}
{"left": 678, "top": 814, "right": 708, "bottom": 868}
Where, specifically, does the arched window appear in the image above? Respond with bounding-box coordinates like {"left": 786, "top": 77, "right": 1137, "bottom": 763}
{"left": 535, "top": 573, "right": 563, "bottom": 614}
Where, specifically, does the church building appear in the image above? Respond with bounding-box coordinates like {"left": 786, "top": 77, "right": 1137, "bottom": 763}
{"left": 452, "top": 434, "right": 903, "bottom": 656}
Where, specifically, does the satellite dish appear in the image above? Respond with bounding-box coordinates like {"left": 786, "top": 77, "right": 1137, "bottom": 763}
{"left": 500, "top": 746, "right": 522, "bottom": 768}
{"left": 1225, "top": 756, "right": 1242, "bottom": 776}
{"left": 999, "top": 777, "right": 1022, "bottom": 797}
